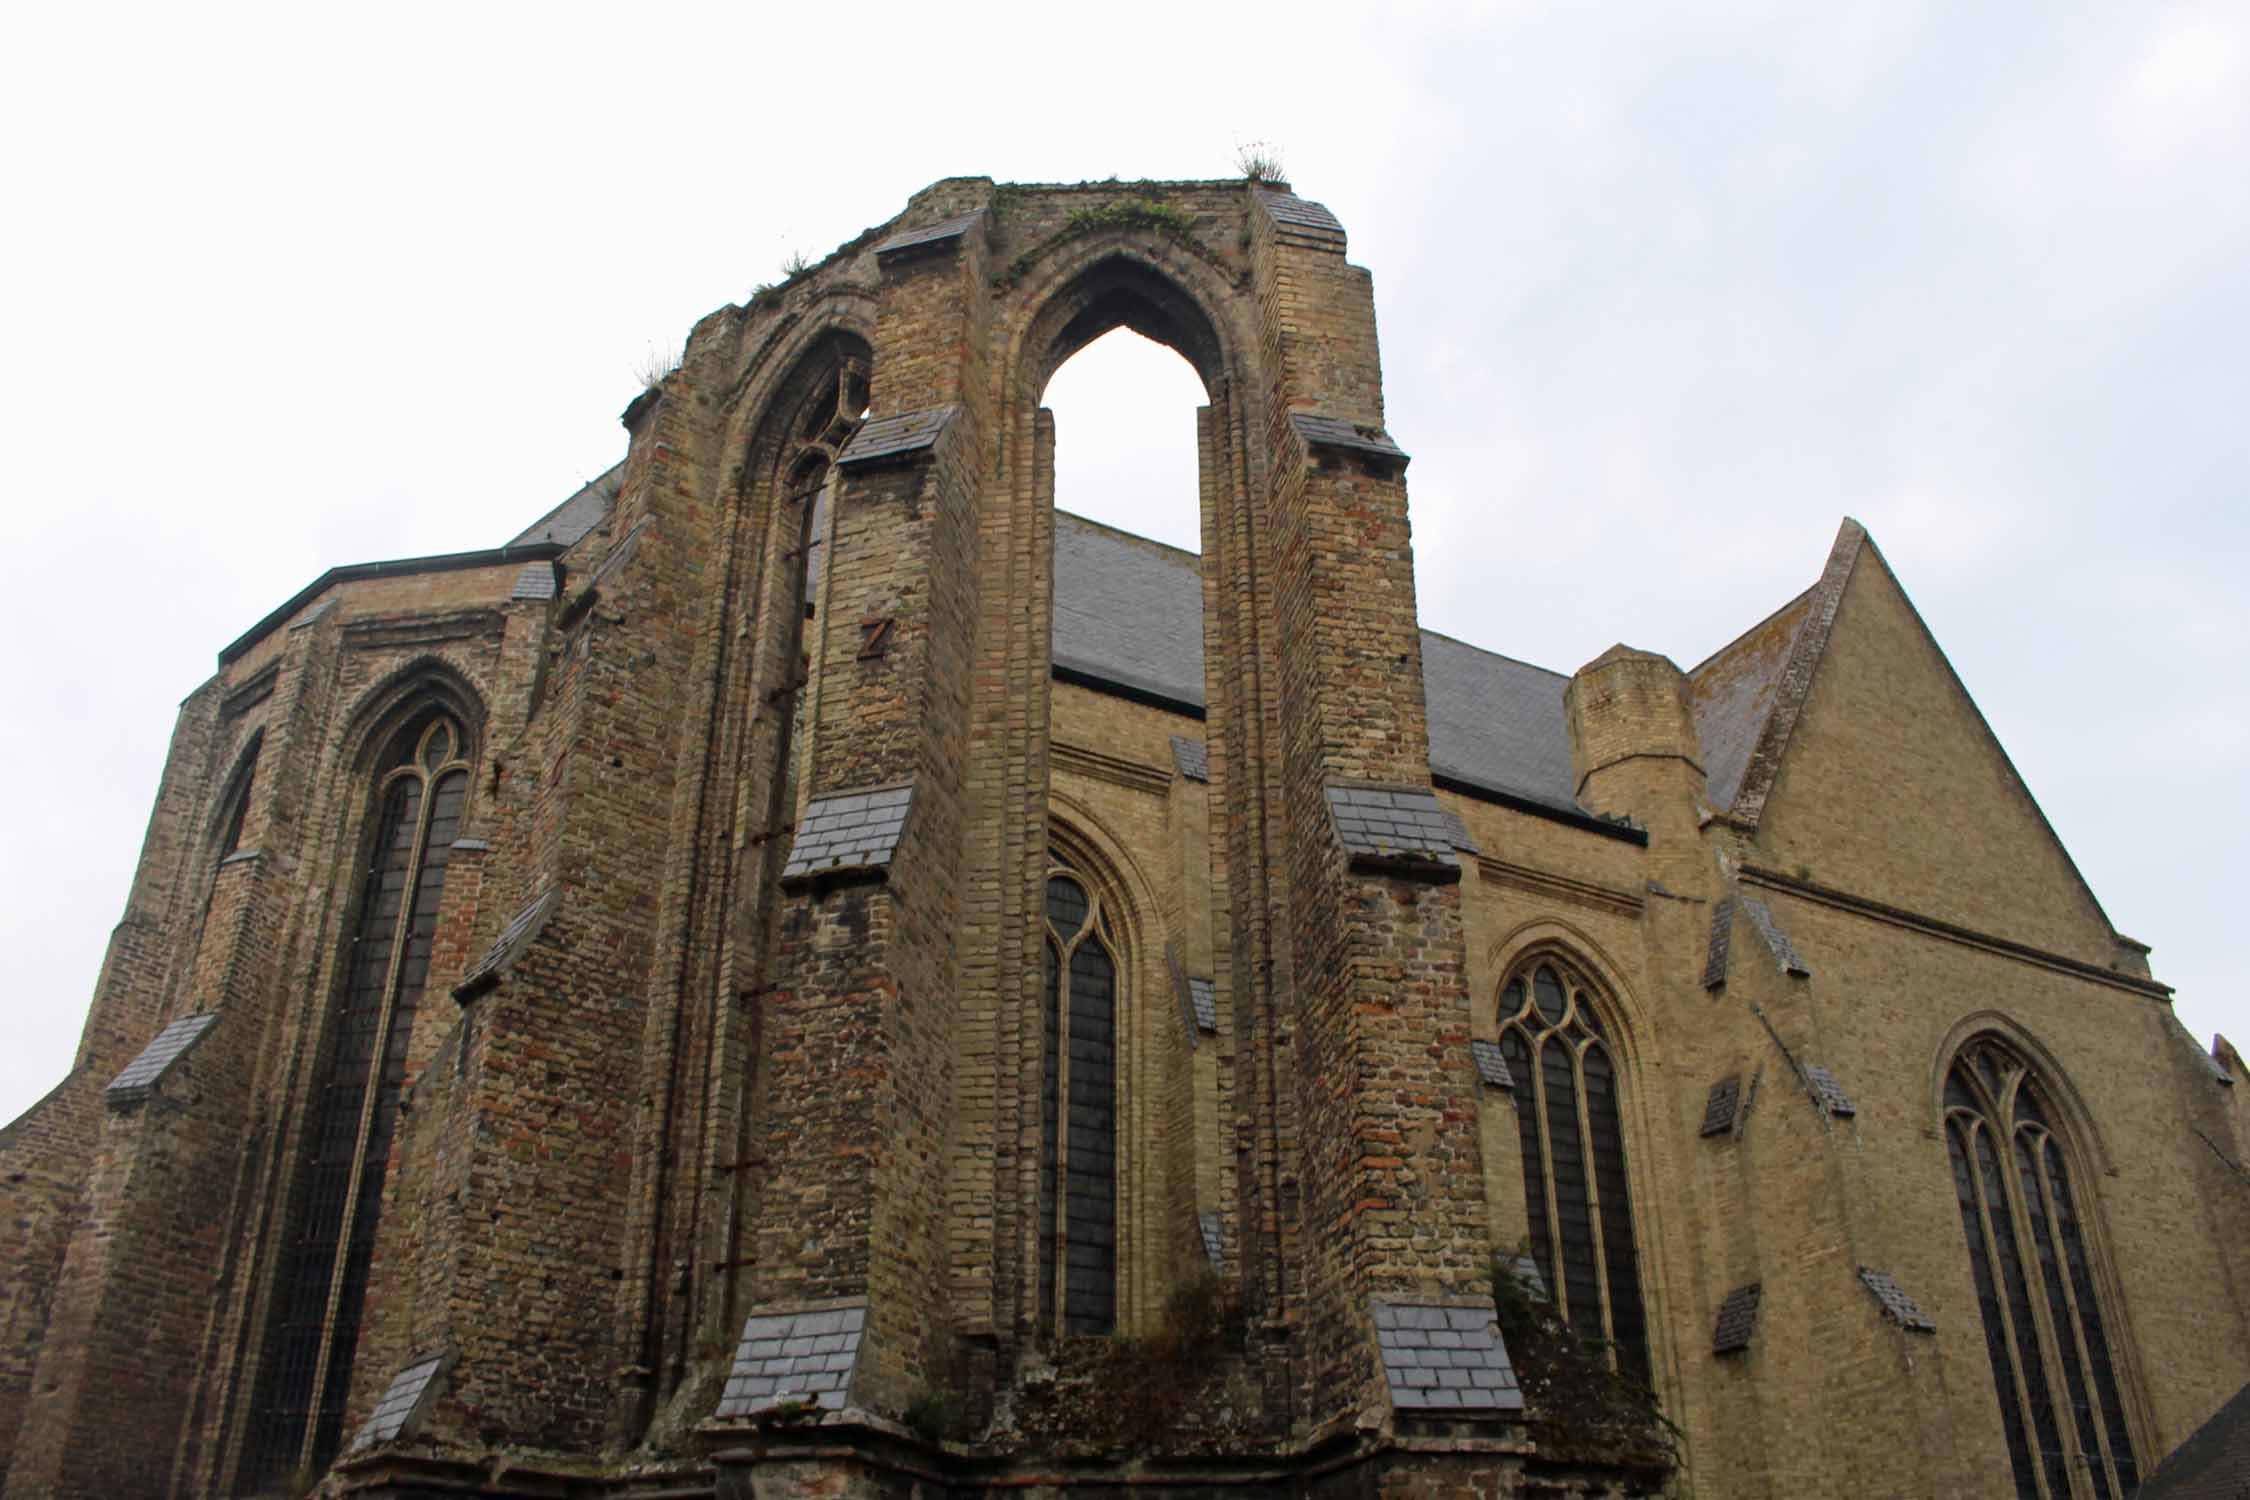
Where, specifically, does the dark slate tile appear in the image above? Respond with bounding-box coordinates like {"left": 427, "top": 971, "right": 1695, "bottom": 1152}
{"left": 1290, "top": 412, "right": 1409, "bottom": 464}
{"left": 1469, "top": 1038, "right": 1514, "bottom": 1090}
{"left": 1703, "top": 898, "right": 1736, "bottom": 990}
{"left": 1258, "top": 192, "right": 1346, "bottom": 239}
{"left": 1858, "top": 1268, "right": 1937, "bottom": 1332}
{"left": 1189, "top": 977, "right": 1218, "bottom": 1033}
{"left": 782, "top": 784, "right": 914, "bottom": 881}
{"left": 1170, "top": 735, "right": 1209, "bottom": 782}
{"left": 838, "top": 407, "right": 956, "bottom": 468}
{"left": 454, "top": 889, "right": 560, "bottom": 1001}
{"left": 874, "top": 210, "right": 986, "bottom": 258}
{"left": 510, "top": 562, "right": 558, "bottom": 601}
{"left": 1803, "top": 1064, "right": 1856, "bottom": 1118}
{"left": 1370, "top": 1300, "right": 1524, "bottom": 1415}
{"left": 106, "top": 1013, "right": 222, "bottom": 1104}
{"left": 1713, "top": 1283, "right": 1762, "bottom": 1355}
{"left": 348, "top": 1351, "right": 452, "bottom": 1452}
{"left": 1701, "top": 1075, "right": 1741, "bottom": 1138}
{"left": 1740, "top": 894, "right": 1811, "bottom": 976}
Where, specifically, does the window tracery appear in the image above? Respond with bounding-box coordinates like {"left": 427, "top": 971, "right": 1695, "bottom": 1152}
{"left": 1497, "top": 956, "right": 1649, "bottom": 1382}
{"left": 248, "top": 710, "right": 471, "bottom": 1480}
{"left": 1944, "top": 1038, "right": 2138, "bottom": 1500}
{"left": 1038, "top": 851, "right": 1118, "bottom": 1336}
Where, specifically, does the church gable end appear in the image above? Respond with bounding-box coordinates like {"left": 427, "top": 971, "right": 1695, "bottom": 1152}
{"left": 1751, "top": 530, "right": 2118, "bottom": 967}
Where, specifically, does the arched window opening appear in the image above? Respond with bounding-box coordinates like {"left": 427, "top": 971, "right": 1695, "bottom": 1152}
{"left": 1039, "top": 851, "right": 1119, "bottom": 1336}
{"left": 1496, "top": 957, "right": 1649, "bottom": 1383}
{"left": 216, "top": 735, "right": 261, "bottom": 860}
{"left": 1043, "top": 325, "right": 1207, "bottom": 555}
{"left": 1944, "top": 1039, "right": 2139, "bottom": 1500}
{"left": 248, "top": 710, "right": 472, "bottom": 1481}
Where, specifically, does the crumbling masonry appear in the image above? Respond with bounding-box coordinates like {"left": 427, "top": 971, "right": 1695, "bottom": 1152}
{"left": 5, "top": 176, "right": 2248, "bottom": 1500}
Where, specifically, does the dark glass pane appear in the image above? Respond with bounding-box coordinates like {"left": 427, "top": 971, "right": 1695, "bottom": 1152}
{"left": 2046, "top": 1139, "right": 2138, "bottom": 1492}
{"left": 1064, "top": 940, "right": 1116, "bottom": 1335}
{"left": 1046, "top": 876, "right": 1087, "bottom": 938}
{"left": 1542, "top": 1036, "right": 1601, "bottom": 1338}
{"left": 1532, "top": 966, "right": 1567, "bottom": 1026}
{"left": 1976, "top": 1123, "right": 2071, "bottom": 1499}
{"left": 802, "top": 481, "right": 828, "bottom": 613}
{"left": 421, "top": 722, "right": 451, "bottom": 772}
{"left": 1501, "top": 979, "right": 1527, "bottom": 1026}
{"left": 247, "top": 774, "right": 420, "bottom": 1480}
{"left": 1577, "top": 991, "right": 1604, "bottom": 1037}
{"left": 1583, "top": 1044, "right": 1647, "bottom": 1381}
{"left": 2015, "top": 1083, "right": 2049, "bottom": 1130}
{"left": 1953, "top": 1119, "right": 2039, "bottom": 1500}
{"left": 2016, "top": 1129, "right": 2108, "bottom": 1500}
{"left": 219, "top": 756, "right": 256, "bottom": 860}
{"left": 1945, "top": 1066, "right": 1980, "bottom": 1113}
{"left": 1039, "top": 940, "right": 1060, "bottom": 1331}
{"left": 1500, "top": 1028, "right": 1552, "bottom": 1299}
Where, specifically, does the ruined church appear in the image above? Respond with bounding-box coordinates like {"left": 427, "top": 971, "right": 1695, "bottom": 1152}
{"left": 4, "top": 176, "right": 2246, "bottom": 1500}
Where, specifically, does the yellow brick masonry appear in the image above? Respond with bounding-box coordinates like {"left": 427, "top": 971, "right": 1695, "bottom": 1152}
{"left": 5, "top": 177, "right": 2244, "bottom": 1500}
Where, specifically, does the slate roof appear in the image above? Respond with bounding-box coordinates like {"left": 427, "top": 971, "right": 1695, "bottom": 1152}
{"left": 782, "top": 785, "right": 913, "bottom": 882}
{"left": 1713, "top": 1284, "right": 1761, "bottom": 1355}
{"left": 1372, "top": 1301, "right": 1524, "bottom": 1415}
{"left": 1053, "top": 515, "right": 1590, "bottom": 818}
{"left": 509, "top": 465, "right": 620, "bottom": 549}
{"left": 454, "top": 889, "right": 559, "bottom": 1001}
{"left": 1857, "top": 1268, "right": 1936, "bottom": 1332}
{"left": 1188, "top": 976, "right": 1217, "bottom": 1034}
{"left": 491, "top": 483, "right": 1858, "bottom": 834}
{"left": 107, "top": 1013, "right": 221, "bottom": 1104}
{"left": 348, "top": 1351, "right": 451, "bottom": 1451}
{"left": 1688, "top": 591, "right": 1811, "bottom": 812}
{"left": 717, "top": 1304, "right": 866, "bottom": 1416}
{"left": 1468, "top": 1039, "right": 1514, "bottom": 1090}
{"left": 1700, "top": 1075, "right": 1742, "bottom": 1137}
{"left": 2136, "top": 1380, "right": 2250, "bottom": 1500}
{"left": 1326, "top": 784, "right": 1462, "bottom": 866}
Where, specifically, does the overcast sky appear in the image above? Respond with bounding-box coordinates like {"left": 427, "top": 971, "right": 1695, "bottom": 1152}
{"left": 2, "top": 1, "right": 2243, "bottom": 1124}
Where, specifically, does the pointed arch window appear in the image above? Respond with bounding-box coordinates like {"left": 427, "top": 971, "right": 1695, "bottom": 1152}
{"left": 1039, "top": 852, "right": 1118, "bottom": 1336}
{"left": 248, "top": 712, "right": 471, "bottom": 1480}
{"left": 1497, "top": 957, "right": 1649, "bottom": 1382}
{"left": 1945, "top": 1039, "right": 2139, "bottom": 1500}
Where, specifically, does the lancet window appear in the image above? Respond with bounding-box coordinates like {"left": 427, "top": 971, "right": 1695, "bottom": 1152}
{"left": 1944, "top": 1039, "right": 2139, "bottom": 1500}
{"left": 247, "top": 710, "right": 471, "bottom": 1480}
{"left": 1497, "top": 957, "right": 1649, "bottom": 1382}
{"left": 1038, "top": 852, "right": 1119, "bottom": 1336}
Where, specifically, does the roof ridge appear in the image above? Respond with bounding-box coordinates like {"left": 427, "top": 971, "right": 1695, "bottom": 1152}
{"left": 1726, "top": 518, "right": 1869, "bottom": 831}
{"left": 1416, "top": 625, "right": 1568, "bottom": 681}
{"left": 1689, "top": 583, "right": 1819, "bottom": 677}
{"left": 1053, "top": 507, "right": 1201, "bottom": 563}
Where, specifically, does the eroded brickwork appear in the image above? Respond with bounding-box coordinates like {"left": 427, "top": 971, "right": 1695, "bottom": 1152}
{"left": 4, "top": 175, "right": 2244, "bottom": 1500}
